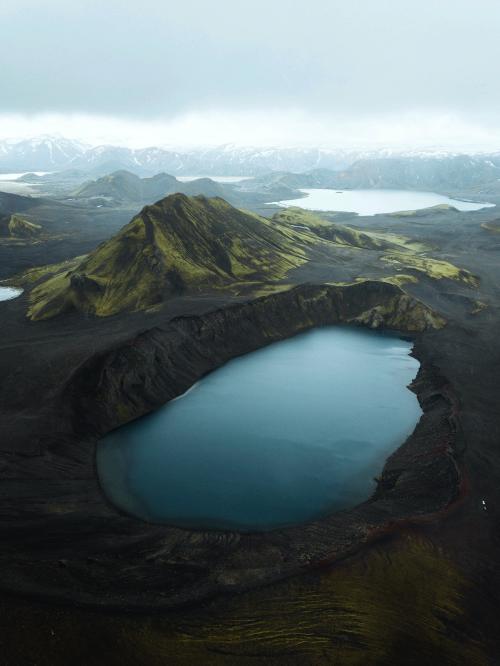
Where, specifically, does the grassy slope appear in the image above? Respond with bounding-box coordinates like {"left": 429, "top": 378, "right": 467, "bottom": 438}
{"left": 27, "top": 195, "right": 319, "bottom": 320}
{"left": 23, "top": 196, "right": 479, "bottom": 321}
{"left": 0, "top": 214, "right": 42, "bottom": 239}
{"left": 272, "top": 207, "right": 416, "bottom": 251}
{"left": 0, "top": 534, "right": 487, "bottom": 665}
{"left": 275, "top": 207, "right": 477, "bottom": 285}
{"left": 481, "top": 220, "right": 500, "bottom": 233}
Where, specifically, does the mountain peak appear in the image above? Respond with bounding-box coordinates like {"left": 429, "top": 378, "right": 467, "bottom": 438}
{"left": 26, "top": 195, "right": 311, "bottom": 320}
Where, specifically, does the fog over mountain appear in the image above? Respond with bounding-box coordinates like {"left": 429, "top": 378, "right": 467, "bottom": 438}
{"left": 1, "top": 0, "right": 500, "bottom": 151}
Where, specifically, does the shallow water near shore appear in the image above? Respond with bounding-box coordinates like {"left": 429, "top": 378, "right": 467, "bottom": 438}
{"left": 97, "top": 326, "right": 422, "bottom": 530}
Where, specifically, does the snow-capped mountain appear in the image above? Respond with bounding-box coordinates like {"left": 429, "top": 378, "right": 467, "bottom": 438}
{"left": 2, "top": 136, "right": 500, "bottom": 179}
{"left": 66, "top": 144, "right": 352, "bottom": 175}
{"left": 0, "top": 137, "right": 354, "bottom": 175}
{"left": 0, "top": 136, "right": 88, "bottom": 171}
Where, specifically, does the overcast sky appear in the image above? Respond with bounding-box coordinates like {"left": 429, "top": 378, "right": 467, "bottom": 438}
{"left": 1, "top": 0, "right": 500, "bottom": 149}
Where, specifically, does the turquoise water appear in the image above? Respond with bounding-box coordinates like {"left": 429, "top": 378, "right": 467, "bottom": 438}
{"left": 97, "top": 327, "right": 421, "bottom": 531}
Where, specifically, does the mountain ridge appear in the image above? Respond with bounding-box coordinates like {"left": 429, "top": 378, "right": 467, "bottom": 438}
{"left": 3, "top": 136, "right": 500, "bottom": 182}
{"left": 18, "top": 193, "right": 479, "bottom": 321}
{"left": 24, "top": 194, "right": 319, "bottom": 319}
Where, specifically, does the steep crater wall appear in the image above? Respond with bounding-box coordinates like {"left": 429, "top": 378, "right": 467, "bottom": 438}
{"left": 66, "top": 280, "right": 444, "bottom": 439}
{"left": 0, "top": 280, "right": 461, "bottom": 610}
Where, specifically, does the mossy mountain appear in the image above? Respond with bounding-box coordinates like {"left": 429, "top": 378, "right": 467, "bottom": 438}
{"left": 0, "top": 213, "right": 42, "bottom": 238}
{"left": 74, "top": 170, "right": 179, "bottom": 203}
{"left": 22, "top": 194, "right": 478, "bottom": 321}
{"left": 73, "top": 170, "right": 238, "bottom": 205}
{"left": 27, "top": 194, "right": 318, "bottom": 319}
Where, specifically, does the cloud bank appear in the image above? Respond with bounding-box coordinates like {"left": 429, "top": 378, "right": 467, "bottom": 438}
{"left": 1, "top": 0, "right": 500, "bottom": 150}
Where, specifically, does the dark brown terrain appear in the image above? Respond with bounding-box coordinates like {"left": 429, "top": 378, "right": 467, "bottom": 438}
{"left": 1, "top": 187, "right": 500, "bottom": 664}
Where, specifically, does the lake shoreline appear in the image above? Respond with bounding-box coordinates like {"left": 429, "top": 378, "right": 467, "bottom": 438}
{"left": 97, "top": 326, "right": 422, "bottom": 532}
{"left": 269, "top": 187, "right": 494, "bottom": 215}
{"left": 0, "top": 281, "right": 462, "bottom": 611}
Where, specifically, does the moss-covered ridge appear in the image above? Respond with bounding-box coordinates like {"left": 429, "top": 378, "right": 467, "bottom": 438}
{"left": 24, "top": 194, "right": 478, "bottom": 320}
{"left": 481, "top": 220, "right": 500, "bottom": 233}
{"left": 274, "top": 207, "right": 478, "bottom": 285}
{"left": 26, "top": 194, "right": 320, "bottom": 320}
{"left": 0, "top": 213, "right": 42, "bottom": 239}
{"left": 273, "top": 206, "right": 406, "bottom": 251}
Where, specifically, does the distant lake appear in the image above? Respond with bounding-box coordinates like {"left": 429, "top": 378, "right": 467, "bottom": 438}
{"left": 271, "top": 188, "right": 495, "bottom": 216}
{"left": 97, "top": 327, "right": 421, "bottom": 531}
{"left": 0, "top": 172, "right": 50, "bottom": 195}
{"left": 0, "top": 172, "right": 50, "bottom": 180}
{"left": 0, "top": 287, "right": 23, "bottom": 301}
{"left": 176, "top": 175, "right": 252, "bottom": 183}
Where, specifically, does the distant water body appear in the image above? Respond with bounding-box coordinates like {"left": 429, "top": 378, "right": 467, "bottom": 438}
{"left": 0, "top": 172, "right": 50, "bottom": 180}
{"left": 176, "top": 175, "right": 252, "bottom": 183}
{"left": 97, "top": 327, "right": 421, "bottom": 531}
{"left": 0, "top": 172, "right": 50, "bottom": 195}
{"left": 271, "top": 188, "right": 494, "bottom": 216}
{"left": 0, "top": 287, "right": 23, "bottom": 301}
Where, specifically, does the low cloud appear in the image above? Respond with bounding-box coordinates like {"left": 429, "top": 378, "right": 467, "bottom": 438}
{"left": 1, "top": 109, "right": 500, "bottom": 152}
{"left": 1, "top": 0, "right": 500, "bottom": 150}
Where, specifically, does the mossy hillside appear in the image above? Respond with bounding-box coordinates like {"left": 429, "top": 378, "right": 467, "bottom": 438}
{"left": 273, "top": 207, "right": 475, "bottom": 286}
{"left": 381, "top": 253, "right": 479, "bottom": 286}
{"left": 1, "top": 535, "right": 486, "bottom": 665}
{"left": 74, "top": 170, "right": 179, "bottom": 203}
{"left": 481, "top": 220, "right": 500, "bottom": 233}
{"left": 74, "top": 170, "right": 236, "bottom": 204}
{"left": 10, "top": 256, "right": 84, "bottom": 286}
{"left": 27, "top": 194, "right": 318, "bottom": 320}
{"left": 272, "top": 207, "right": 426, "bottom": 252}
{"left": 0, "top": 214, "right": 42, "bottom": 239}
{"left": 8, "top": 214, "right": 42, "bottom": 238}
{"left": 370, "top": 273, "right": 419, "bottom": 287}
{"left": 25, "top": 194, "right": 479, "bottom": 320}
{"left": 75, "top": 170, "right": 144, "bottom": 200}
{"left": 389, "top": 203, "right": 459, "bottom": 217}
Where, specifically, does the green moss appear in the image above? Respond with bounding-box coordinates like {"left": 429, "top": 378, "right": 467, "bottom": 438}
{"left": 272, "top": 207, "right": 427, "bottom": 253}
{"left": 27, "top": 195, "right": 316, "bottom": 320}
{"left": 7, "top": 214, "right": 42, "bottom": 238}
{"left": 148, "top": 534, "right": 483, "bottom": 665}
{"left": 481, "top": 221, "right": 500, "bottom": 234}
{"left": 380, "top": 253, "right": 479, "bottom": 286}
{"left": 0, "top": 534, "right": 486, "bottom": 665}
{"left": 471, "top": 300, "right": 488, "bottom": 314}
{"left": 12, "top": 256, "right": 84, "bottom": 286}
{"left": 24, "top": 193, "right": 477, "bottom": 321}
{"left": 389, "top": 204, "right": 458, "bottom": 217}
{"left": 377, "top": 273, "right": 419, "bottom": 286}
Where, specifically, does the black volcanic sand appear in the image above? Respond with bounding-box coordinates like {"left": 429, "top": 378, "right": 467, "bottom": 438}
{"left": 0, "top": 194, "right": 142, "bottom": 279}
{"left": 1, "top": 200, "right": 500, "bottom": 663}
